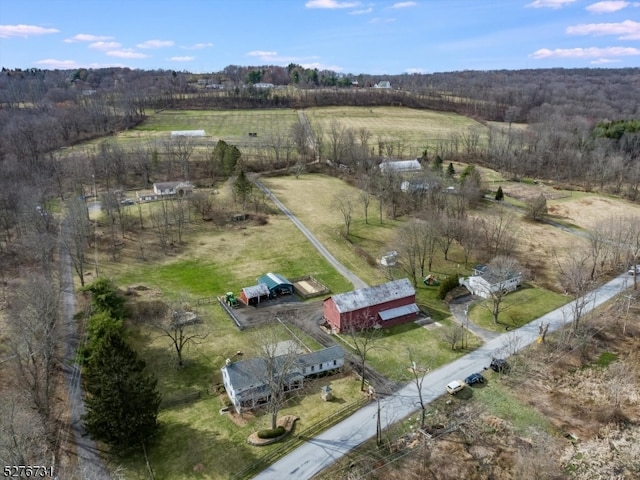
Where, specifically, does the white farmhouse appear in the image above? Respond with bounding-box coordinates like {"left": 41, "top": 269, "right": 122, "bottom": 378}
{"left": 461, "top": 267, "right": 522, "bottom": 299}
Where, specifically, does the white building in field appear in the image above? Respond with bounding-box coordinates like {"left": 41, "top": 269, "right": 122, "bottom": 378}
{"left": 460, "top": 266, "right": 522, "bottom": 299}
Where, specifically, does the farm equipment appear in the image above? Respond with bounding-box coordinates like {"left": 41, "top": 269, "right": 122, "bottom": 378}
{"left": 225, "top": 292, "right": 239, "bottom": 307}
{"left": 423, "top": 274, "right": 440, "bottom": 286}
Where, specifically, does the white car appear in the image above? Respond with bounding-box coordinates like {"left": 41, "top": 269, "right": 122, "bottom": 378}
{"left": 446, "top": 380, "right": 465, "bottom": 395}
{"left": 628, "top": 265, "right": 640, "bottom": 275}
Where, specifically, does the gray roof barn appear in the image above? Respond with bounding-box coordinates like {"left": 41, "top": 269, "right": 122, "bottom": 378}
{"left": 331, "top": 278, "right": 415, "bottom": 314}
{"left": 379, "top": 159, "right": 422, "bottom": 173}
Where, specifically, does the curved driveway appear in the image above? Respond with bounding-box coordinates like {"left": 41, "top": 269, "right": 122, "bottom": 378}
{"left": 253, "top": 179, "right": 368, "bottom": 290}
{"left": 254, "top": 273, "right": 635, "bottom": 480}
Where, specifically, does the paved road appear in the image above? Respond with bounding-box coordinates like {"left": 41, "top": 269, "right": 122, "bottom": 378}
{"left": 60, "top": 221, "right": 110, "bottom": 479}
{"left": 254, "top": 273, "right": 635, "bottom": 480}
{"left": 253, "top": 179, "right": 368, "bottom": 290}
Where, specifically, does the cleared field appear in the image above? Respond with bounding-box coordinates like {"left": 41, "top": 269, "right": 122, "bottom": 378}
{"left": 307, "top": 106, "right": 487, "bottom": 157}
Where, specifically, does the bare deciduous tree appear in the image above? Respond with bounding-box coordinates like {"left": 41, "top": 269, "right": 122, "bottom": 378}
{"left": 557, "top": 251, "right": 594, "bottom": 334}
{"left": 61, "top": 196, "right": 90, "bottom": 286}
{"left": 345, "top": 314, "right": 382, "bottom": 392}
{"left": 154, "top": 299, "right": 208, "bottom": 368}
{"left": 334, "top": 194, "right": 354, "bottom": 237}
{"left": 480, "top": 255, "right": 526, "bottom": 324}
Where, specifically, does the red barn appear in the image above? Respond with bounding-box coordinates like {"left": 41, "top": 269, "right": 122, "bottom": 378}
{"left": 323, "top": 278, "right": 420, "bottom": 333}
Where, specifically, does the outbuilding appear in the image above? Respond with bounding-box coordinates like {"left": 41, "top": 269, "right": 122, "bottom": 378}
{"left": 240, "top": 283, "right": 270, "bottom": 306}
{"left": 323, "top": 278, "right": 420, "bottom": 333}
{"left": 258, "top": 272, "right": 294, "bottom": 298}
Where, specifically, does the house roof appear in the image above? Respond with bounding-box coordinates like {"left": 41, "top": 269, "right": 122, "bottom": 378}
{"left": 258, "top": 272, "right": 293, "bottom": 290}
{"left": 328, "top": 278, "right": 415, "bottom": 314}
{"left": 296, "top": 345, "right": 344, "bottom": 368}
{"left": 153, "top": 181, "right": 193, "bottom": 190}
{"left": 480, "top": 269, "right": 521, "bottom": 286}
{"left": 223, "top": 346, "right": 344, "bottom": 393}
{"left": 242, "top": 283, "right": 270, "bottom": 299}
{"left": 170, "top": 130, "right": 205, "bottom": 137}
{"left": 379, "top": 159, "right": 422, "bottom": 173}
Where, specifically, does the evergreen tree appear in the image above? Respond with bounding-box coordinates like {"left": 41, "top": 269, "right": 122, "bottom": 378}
{"left": 234, "top": 170, "right": 253, "bottom": 211}
{"left": 213, "top": 139, "right": 228, "bottom": 170}
{"left": 84, "top": 278, "right": 126, "bottom": 320}
{"left": 432, "top": 155, "right": 443, "bottom": 174}
{"left": 495, "top": 186, "right": 504, "bottom": 201}
{"left": 223, "top": 144, "right": 241, "bottom": 176}
{"left": 83, "top": 331, "right": 161, "bottom": 451}
{"left": 447, "top": 162, "right": 455, "bottom": 177}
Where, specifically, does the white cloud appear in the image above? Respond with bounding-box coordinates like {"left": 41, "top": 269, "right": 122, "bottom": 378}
{"left": 369, "top": 17, "right": 397, "bottom": 23}
{"left": 300, "top": 61, "right": 343, "bottom": 72}
{"left": 106, "top": 49, "right": 150, "bottom": 59}
{"left": 526, "top": 0, "right": 576, "bottom": 8}
{"left": 530, "top": 46, "right": 640, "bottom": 58}
{"left": 567, "top": 20, "right": 640, "bottom": 39}
{"left": 183, "top": 42, "right": 214, "bottom": 50}
{"left": 34, "top": 58, "right": 79, "bottom": 69}
{"left": 586, "top": 1, "right": 631, "bottom": 13}
{"left": 350, "top": 7, "right": 373, "bottom": 14}
{"left": 0, "top": 24, "right": 59, "bottom": 38}
{"left": 89, "top": 41, "right": 121, "bottom": 50}
{"left": 136, "top": 39, "right": 174, "bottom": 49}
{"left": 591, "top": 57, "right": 621, "bottom": 63}
{"left": 405, "top": 67, "right": 427, "bottom": 73}
{"left": 247, "top": 50, "right": 279, "bottom": 58}
{"left": 169, "top": 56, "right": 195, "bottom": 62}
{"left": 64, "top": 33, "right": 113, "bottom": 43}
{"left": 391, "top": 1, "right": 417, "bottom": 8}
{"left": 305, "top": 0, "right": 360, "bottom": 8}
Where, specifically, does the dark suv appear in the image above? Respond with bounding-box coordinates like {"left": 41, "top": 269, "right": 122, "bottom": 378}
{"left": 464, "top": 372, "right": 484, "bottom": 386}
{"left": 490, "top": 358, "right": 509, "bottom": 373}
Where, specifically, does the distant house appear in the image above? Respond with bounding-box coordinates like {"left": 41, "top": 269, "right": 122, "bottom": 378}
{"left": 258, "top": 272, "right": 294, "bottom": 298}
{"left": 400, "top": 180, "right": 431, "bottom": 193}
{"left": 152, "top": 181, "right": 194, "bottom": 198}
{"left": 221, "top": 345, "right": 344, "bottom": 413}
{"left": 460, "top": 267, "right": 522, "bottom": 299}
{"left": 374, "top": 80, "right": 392, "bottom": 89}
{"left": 253, "top": 82, "right": 274, "bottom": 89}
{"left": 379, "top": 159, "right": 423, "bottom": 174}
{"left": 240, "top": 283, "right": 270, "bottom": 306}
{"left": 323, "top": 278, "right": 420, "bottom": 333}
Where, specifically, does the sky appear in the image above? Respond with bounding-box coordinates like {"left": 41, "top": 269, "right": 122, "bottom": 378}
{"left": 1, "top": 0, "right": 639, "bottom": 74}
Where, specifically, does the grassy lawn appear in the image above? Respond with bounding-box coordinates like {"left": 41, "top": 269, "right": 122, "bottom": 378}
{"left": 468, "top": 285, "right": 569, "bottom": 333}
{"left": 334, "top": 318, "right": 482, "bottom": 382}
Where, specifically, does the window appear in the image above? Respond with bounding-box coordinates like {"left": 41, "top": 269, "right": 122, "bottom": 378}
{"left": 311, "top": 365, "right": 315, "bottom": 372}
{"left": 333, "top": 360, "right": 337, "bottom": 366}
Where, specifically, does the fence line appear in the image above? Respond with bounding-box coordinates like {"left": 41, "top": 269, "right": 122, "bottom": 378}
{"left": 218, "top": 297, "right": 244, "bottom": 330}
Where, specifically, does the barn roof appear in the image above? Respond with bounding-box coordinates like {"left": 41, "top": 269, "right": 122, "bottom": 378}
{"left": 378, "top": 303, "right": 420, "bottom": 322}
{"left": 258, "top": 272, "right": 293, "bottom": 290}
{"left": 170, "top": 130, "right": 205, "bottom": 137}
{"left": 242, "top": 283, "right": 270, "bottom": 299}
{"left": 379, "top": 159, "right": 422, "bottom": 173}
{"left": 329, "top": 278, "right": 415, "bottom": 314}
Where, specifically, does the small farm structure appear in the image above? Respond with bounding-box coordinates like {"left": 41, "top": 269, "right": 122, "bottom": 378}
{"left": 460, "top": 268, "right": 522, "bottom": 299}
{"left": 258, "top": 273, "right": 294, "bottom": 298}
{"left": 240, "top": 284, "right": 270, "bottom": 306}
{"left": 221, "top": 345, "right": 344, "bottom": 413}
{"left": 323, "top": 278, "right": 420, "bottom": 333}
{"left": 379, "top": 159, "right": 422, "bottom": 174}
{"left": 291, "top": 276, "right": 330, "bottom": 299}
{"left": 374, "top": 80, "right": 392, "bottom": 89}
{"left": 170, "top": 130, "right": 205, "bottom": 137}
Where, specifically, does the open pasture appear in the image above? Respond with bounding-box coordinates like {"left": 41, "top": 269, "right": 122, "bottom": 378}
{"left": 306, "top": 106, "right": 487, "bottom": 157}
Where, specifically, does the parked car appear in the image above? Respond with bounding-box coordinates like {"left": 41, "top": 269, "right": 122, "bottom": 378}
{"left": 490, "top": 358, "right": 510, "bottom": 373}
{"left": 464, "top": 372, "right": 484, "bottom": 386}
{"left": 628, "top": 265, "right": 640, "bottom": 275}
{"left": 120, "top": 198, "right": 135, "bottom": 205}
{"left": 446, "top": 380, "right": 465, "bottom": 395}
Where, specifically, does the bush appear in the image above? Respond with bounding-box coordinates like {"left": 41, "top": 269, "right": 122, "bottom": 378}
{"left": 257, "top": 426, "right": 286, "bottom": 439}
{"left": 438, "top": 274, "right": 460, "bottom": 300}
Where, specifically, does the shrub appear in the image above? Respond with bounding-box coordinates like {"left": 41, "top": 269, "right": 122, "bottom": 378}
{"left": 438, "top": 274, "right": 460, "bottom": 300}
{"left": 257, "top": 426, "right": 285, "bottom": 439}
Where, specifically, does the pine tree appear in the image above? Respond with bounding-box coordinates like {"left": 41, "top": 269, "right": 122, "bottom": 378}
{"left": 234, "top": 170, "right": 253, "bottom": 211}
{"left": 83, "top": 331, "right": 161, "bottom": 450}
{"left": 223, "top": 145, "right": 241, "bottom": 176}
{"left": 447, "top": 162, "right": 455, "bottom": 177}
{"left": 495, "top": 186, "right": 504, "bottom": 201}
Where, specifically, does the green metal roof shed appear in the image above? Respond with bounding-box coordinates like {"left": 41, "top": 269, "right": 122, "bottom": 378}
{"left": 257, "top": 272, "right": 294, "bottom": 297}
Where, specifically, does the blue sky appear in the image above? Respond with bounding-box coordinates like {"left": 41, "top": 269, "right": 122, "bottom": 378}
{"left": 1, "top": 0, "right": 639, "bottom": 74}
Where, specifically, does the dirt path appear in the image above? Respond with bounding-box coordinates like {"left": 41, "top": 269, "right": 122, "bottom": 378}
{"left": 253, "top": 179, "right": 368, "bottom": 290}
{"left": 60, "top": 220, "right": 110, "bottom": 479}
